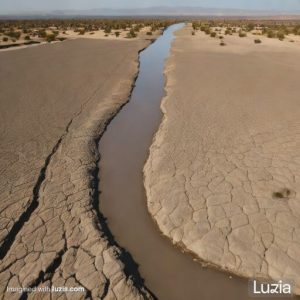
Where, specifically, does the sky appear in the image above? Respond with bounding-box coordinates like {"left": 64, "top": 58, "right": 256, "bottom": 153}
{"left": 1, "top": 0, "right": 300, "bottom": 13}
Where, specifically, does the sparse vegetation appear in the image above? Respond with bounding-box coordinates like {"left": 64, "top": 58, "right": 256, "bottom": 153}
{"left": 254, "top": 39, "right": 262, "bottom": 44}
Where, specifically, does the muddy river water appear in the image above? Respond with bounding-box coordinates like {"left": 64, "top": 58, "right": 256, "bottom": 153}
{"left": 98, "top": 24, "right": 290, "bottom": 300}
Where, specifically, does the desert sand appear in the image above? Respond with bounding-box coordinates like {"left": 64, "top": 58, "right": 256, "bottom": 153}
{"left": 144, "top": 24, "right": 300, "bottom": 294}
{"left": 0, "top": 37, "right": 153, "bottom": 299}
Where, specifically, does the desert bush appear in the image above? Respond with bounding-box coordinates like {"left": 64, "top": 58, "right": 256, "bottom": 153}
{"left": 267, "top": 30, "right": 275, "bottom": 38}
{"left": 254, "top": 39, "right": 261, "bottom": 43}
{"left": 46, "top": 34, "right": 56, "bottom": 42}
{"left": 225, "top": 29, "right": 232, "bottom": 35}
{"left": 127, "top": 29, "right": 137, "bottom": 38}
{"left": 204, "top": 28, "right": 211, "bottom": 35}
{"left": 246, "top": 23, "right": 255, "bottom": 32}
{"left": 7, "top": 30, "right": 21, "bottom": 39}
{"left": 79, "top": 29, "right": 85, "bottom": 35}
{"left": 38, "top": 29, "right": 47, "bottom": 38}
{"left": 24, "top": 35, "right": 31, "bottom": 40}
{"left": 220, "top": 41, "right": 226, "bottom": 46}
{"left": 210, "top": 32, "right": 217, "bottom": 37}
{"left": 277, "top": 31, "right": 285, "bottom": 40}
{"left": 104, "top": 27, "right": 111, "bottom": 34}
{"left": 2, "top": 36, "right": 8, "bottom": 42}
{"left": 146, "top": 31, "right": 153, "bottom": 35}
{"left": 115, "top": 31, "right": 120, "bottom": 37}
{"left": 238, "top": 31, "right": 247, "bottom": 37}
{"left": 191, "top": 31, "right": 195, "bottom": 35}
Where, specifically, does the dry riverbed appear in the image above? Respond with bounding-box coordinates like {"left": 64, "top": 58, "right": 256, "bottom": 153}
{"left": 0, "top": 36, "right": 154, "bottom": 299}
{"left": 144, "top": 24, "right": 300, "bottom": 295}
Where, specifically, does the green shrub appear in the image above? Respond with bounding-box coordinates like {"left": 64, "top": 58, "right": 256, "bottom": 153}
{"left": 127, "top": 29, "right": 137, "bottom": 38}
{"left": 277, "top": 31, "right": 285, "bottom": 41}
{"left": 267, "top": 30, "right": 275, "bottom": 38}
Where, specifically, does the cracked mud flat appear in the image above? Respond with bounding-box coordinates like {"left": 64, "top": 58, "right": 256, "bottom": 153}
{"left": 0, "top": 37, "right": 154, "bottom": 299}
{"left": 144, "top": 24, "right": 300, "bottom": 295}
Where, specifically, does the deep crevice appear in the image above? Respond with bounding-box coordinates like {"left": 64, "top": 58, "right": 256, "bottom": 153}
{"left": 0, "top": 120, "right": 72, "bottom": 260}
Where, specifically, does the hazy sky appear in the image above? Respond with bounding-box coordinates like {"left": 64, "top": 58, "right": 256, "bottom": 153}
{"left": 1, "top": 0, "right": 300, "bottom": 13}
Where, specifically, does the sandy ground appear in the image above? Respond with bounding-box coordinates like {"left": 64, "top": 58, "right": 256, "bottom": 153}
{"left": 0, "top": 37, "right": 154, "bottom": 299}
{"left": 144, "top": 24, "right": 300, "bottom": 295}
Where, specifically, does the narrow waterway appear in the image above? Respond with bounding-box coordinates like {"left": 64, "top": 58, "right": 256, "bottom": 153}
{"left": 98, "top": 24, "right": 290, "bottom": 300}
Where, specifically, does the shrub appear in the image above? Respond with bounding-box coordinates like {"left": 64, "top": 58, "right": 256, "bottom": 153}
{"left": 79, "top": 29, "right": 85, "bottom": 35}
{"left": 24, "top": 35, "right": 31, "bottom": 40}
{"left": 277, "top": 31, "right": 285, "bottom": 41}
{"left": 104, "top": 27, "right": 111, "bottom": 34}
{"left": 115, "top": 31, "right": 120, "bottom": 37}
{"left": 254, "top": 39, "right": 261, "bottom": 44}
{"left": 146, "top": 31, "right": 153, "bottom": 35}
{"left": 267, "top": 30, "right": 275, "bottom": 38}
{"left": 2, "top": 36, "right": 8, "bottom": 42}
{"left": 191, "top": 31, "right": 195, "bottom": 36}
{"left": 210, "top": 32, "right": 216, "bottom": 37}
{"left": 38, "top": 29, "right": 47, "bottom": 38}
{"left": 220, "top": 41, "right": 226, "bottom": 46}
{"left": 239, "top": 31, "right": 247, "bottom": 37}
{"left": 204, "top": 28, "right": 211, "bottom": 35}
{"left": 127, "top": 29, "right": 137, "bottom": 38}
{"left": 46, "top": 34, "right": 56, "bottom": 42}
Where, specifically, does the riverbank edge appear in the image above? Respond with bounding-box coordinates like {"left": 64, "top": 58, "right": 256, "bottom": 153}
{"left": 143, "top": 25, "right": 300, "bottom": 297}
